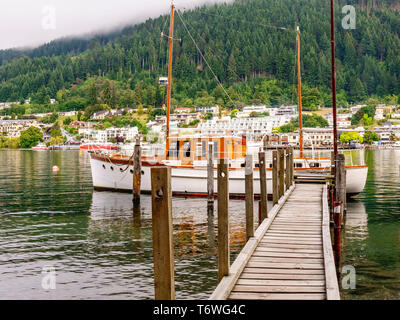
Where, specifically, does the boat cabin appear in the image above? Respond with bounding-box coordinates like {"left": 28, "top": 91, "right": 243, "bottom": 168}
{"left": 166, "top": 135, "right": 246, "bottom": 165}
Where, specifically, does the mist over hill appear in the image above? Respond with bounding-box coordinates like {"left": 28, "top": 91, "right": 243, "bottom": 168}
{"left": 0, "top": 0, "right": 399, "bottom": 109}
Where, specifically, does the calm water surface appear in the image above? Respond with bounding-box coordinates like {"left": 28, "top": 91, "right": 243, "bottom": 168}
{"left": 0, "top": 149, "right": 399, "bottom": 299}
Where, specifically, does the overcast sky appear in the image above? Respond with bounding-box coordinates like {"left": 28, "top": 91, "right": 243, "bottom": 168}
{"left": 0, "top": 0, "right": 231, "bottom": 50}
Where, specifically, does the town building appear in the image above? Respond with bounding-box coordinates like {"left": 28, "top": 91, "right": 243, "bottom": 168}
{"left": 155, "top": 113, "right": 201, "bottom": 127}
{"left": 70, "top": 121, "right": 97, "bottom": 129}
{"left": 197, "top": 115, "right": 293, "bottom": 139}
{"left": 0, "top": 120, "right": 40, "bottom": 138}
{"left": 79, "top": 126, "right": 139, "bottom": 143}
{"left": 58, "top": 111, "right": 78, "bottom": 117}
{"left": 195, "top": 105, "right": 219, "bottom": 114}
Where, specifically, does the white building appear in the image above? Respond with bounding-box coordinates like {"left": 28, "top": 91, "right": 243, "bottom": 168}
{"left": 58, "top": 111, "right": 78, "bottom": 117}
{"left": 79, "top": 126, "right": 139, "bottom": 143}
{"left": 236, "top": 105, "right": 268, "bottom": 118}
{"left": 197, "top": 115, "right": 293, "bottom": 138}
{"left": 195, "top": 106, "right": 219, "bottom": 114}
{"left": 0, "top": 120, "right": 40, "bottom": 138}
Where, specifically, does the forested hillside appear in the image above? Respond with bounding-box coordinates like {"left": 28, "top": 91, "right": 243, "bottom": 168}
{"left": 0, "top": 0, "right": 399, "bottom": 112}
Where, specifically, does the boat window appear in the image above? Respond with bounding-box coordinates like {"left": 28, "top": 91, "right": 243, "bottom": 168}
{"left": 310, "top": 162, "right": 320, "bottom": 168}
{"left": 168, "top": 140, "right": 179, "bottom": 158}
{"left": 183, "top": 141, "right": 191, "bottom": 158}
{"left": 295, "top": 163, "right": 303, "bottom": 168}
{"left": 213, "top": 142, "right": 219, "bottom": 158}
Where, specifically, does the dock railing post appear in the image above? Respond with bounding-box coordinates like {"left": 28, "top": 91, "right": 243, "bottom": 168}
{"left": 133, "top": 136, "right": 141, "bottom": 207}
{"left": 258, "top": 151, "right": 268, "bottom": 222}
{"left": 272, "top": 150, "right": 279, "bottom": 205}
{"left": 278, "top": 148, "right": 285, "bottom": 198}
{"left": 151, "top": 167, "right": 175, "bottom": 300}
{"left": 207, "top": 144, "right": 214, "bottom": 217}
{"left": 336, "top": 153, "right": 346, "bottom": 218}
{"left": 245, "top": 154, "right": 254, "bottom": 240}
{"left": 217, "top": 158, "right": 230, "bottom": 282}
{"left": 285, "top": 146, "right": 290, "bottom": 190}
{"left": 289, "top": 146, "right": 294, "bottom": 185}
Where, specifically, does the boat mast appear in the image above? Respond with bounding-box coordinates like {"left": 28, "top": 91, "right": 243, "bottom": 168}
{"left": 297, "top": 26, "right": 303, "bottom": 158}
{"left": 165, "top": 2, "right": 175, "bottom": 157}
{"left": 330, "top": 0, "right": 338, "bottom": 164}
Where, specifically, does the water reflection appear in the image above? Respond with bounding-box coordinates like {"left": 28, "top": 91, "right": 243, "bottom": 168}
{"left": 341, "top": 149, "right": 400, "bottom": 300}
{"left": 1, "top": 149, "right": 399, "bottom": 300}
{"left": 88, "top": 191, "right": 254, "bottom": 299}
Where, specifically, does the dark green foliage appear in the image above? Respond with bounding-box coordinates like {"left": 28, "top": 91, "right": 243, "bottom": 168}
{"left": 19, "top": 126, "right": 43, "bottom": 148}
{"left": 351, "top": 105, "right": 376, "bottom": 125}
{"left": 277, "top": 113, "right": 329, "bottom": 132}
{"left": 0, "top": 0, "right": 398, "bottom": 107}
{"left": 363, "top": 131, "right": 380, "bottom": 144}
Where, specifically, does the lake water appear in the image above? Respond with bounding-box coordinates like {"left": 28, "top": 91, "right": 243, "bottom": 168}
{"left": 0, "top": 149, "right": 399, "bottom": 299}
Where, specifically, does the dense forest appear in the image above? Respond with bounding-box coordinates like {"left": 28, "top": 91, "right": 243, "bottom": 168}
{"left": 0, "top": 0, "right": 399, "bottom": 112}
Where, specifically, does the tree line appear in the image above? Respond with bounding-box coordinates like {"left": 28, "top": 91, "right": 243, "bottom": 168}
{"left": 0, "top": 0, "right": 399, "bottom": 110}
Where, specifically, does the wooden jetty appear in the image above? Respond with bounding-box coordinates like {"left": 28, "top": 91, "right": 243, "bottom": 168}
{"left": 147, "top": 146, "right": 343, "bottom": 300}
{"left": 210, "top": 182, "right": 340, "bottom": 300}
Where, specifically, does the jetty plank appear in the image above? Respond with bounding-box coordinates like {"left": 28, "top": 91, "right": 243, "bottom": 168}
{"left": 210, "top": 183, "right": 340, "bottom": 300}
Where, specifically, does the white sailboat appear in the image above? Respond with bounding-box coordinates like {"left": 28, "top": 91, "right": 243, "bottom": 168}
{"left": 88, "top": 4, "right": 368, "bottom": 197}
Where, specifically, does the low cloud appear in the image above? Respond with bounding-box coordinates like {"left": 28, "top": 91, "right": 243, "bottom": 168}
{"left": 0, "top": 0, "right": 232, "bottom": 50}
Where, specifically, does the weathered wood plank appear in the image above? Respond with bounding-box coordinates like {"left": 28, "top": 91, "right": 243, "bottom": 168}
{"left": 252, "top": 251, "right": 323, "bottom": 259}
{"left": 322, "top": 184, "right": 340, "bottom": 300}
{"left": 239, "top": 272, "right": 325, "bottom": 280}
{"left": 249, "top": 256, "right": 324, "bottom": 264}
{"left": 229, "top": 292, "right": 326, "bottom": 300}
{"left": 236, "top": 279, "right": 325, "bottom": 286}
{"left": 232, "top": 285, "right": 326, "bottom": 293}
{"left": 255, "top": 247, "right": 323, "bottom": 254}
{"left": 243, "top": 267, "right": 325, "bottom": 275}
{"left": 246, "top": 261, "right": 324, "bottom": 269}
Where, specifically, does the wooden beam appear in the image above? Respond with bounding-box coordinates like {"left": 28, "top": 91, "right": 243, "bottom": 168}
{"left": 322, "top": 184, "right": 340, "bottom": 300}
{"left": 245, "top": 154, "right": 254, "bottom": 240}
{"left": 218, "top": 158, "right": 230, "bottom": 282}
{"left": 207, "top": 143, "right": 214, "bottom": 216}
{"left": 258, "top": 151, "right": 268, "bottom": 222}
{"left": 151, "top": 167, "right": 175, "bottom": 300}
{"left": 272, "top": 150, "right": 279, "bottom": 205}
{"left": 133, "top": 136, "right": 141, "bottom": 207}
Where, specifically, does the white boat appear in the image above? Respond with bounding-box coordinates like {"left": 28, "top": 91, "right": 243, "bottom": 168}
{"left": 32, "top": 142, "right": 48, "bottom": 151}
{"left": 89, "top": 135, "right": 368, "bottom": 197}
{"left": 88, "top": 4, "right": 368, "bottom": 198}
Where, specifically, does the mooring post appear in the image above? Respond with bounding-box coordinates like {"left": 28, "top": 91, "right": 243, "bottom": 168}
{"left": 278, "top": 148, "right": 285, "bottom": 197}
{"left": 245, "top": 154, "right": 254, "bottom": 240}
{"left": 272, "top": 150, "right": 279, "bottom": 205}
{"left": 336, "top": 153, "right": 347, "bottom": 217}
{"left": 217, "top": 158, "right": 229, "bottom": 282}
{"left": 133, "top": 136, "right": 141, "bottom": 207}
{"left": 207, "top": 143, "right": 214, "bottom": 216}
{"left": 285, "top": 147, "right": 291, "bottom": 190}
{"left": 263, "top": 138, "right": 268, "bottom": 152}
{"left": 258, "top": 151, "right": 268, "bottom": 222}
{"left": 289, "top": 146, "right": 294, "bottom": 185}
{"left": 150, "top": 167, "right": 175, "bottom": 300}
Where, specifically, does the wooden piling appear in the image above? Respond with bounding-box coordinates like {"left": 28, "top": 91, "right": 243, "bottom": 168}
{"left": 272, "top": 150, "right": 279, "bottom": 205}
{"left": 258, "top": 152, "right": 268, "bottom": 221}
{"left": 207, "top": 144, "right": 214, "bottom": 216}
{"left": 217, "top": 158, "right": 230, "bottom": 282}
{"left": 289, "top": 146, "right": 294, "bottom": 185}
{"left": 245, "top": 154, "right": 254, "bottom": 240}
{"left": 133, "top": 136, "right": 141, "bottom": 207}
{"left": 335, "top": 153, "right": 346, "bottom": 215}
{"left": 285, "top": 147, "right": 291, "bottom": 190}
{"left": 278, "top": 148, "right": 285, "bottom": 197}
{"left": 151, "top": 167, "right": 175, "bottom": 300}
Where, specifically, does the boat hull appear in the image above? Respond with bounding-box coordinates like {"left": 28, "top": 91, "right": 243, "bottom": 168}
{"left": 89, "top": 155, "right": 368, "bottom": 197}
